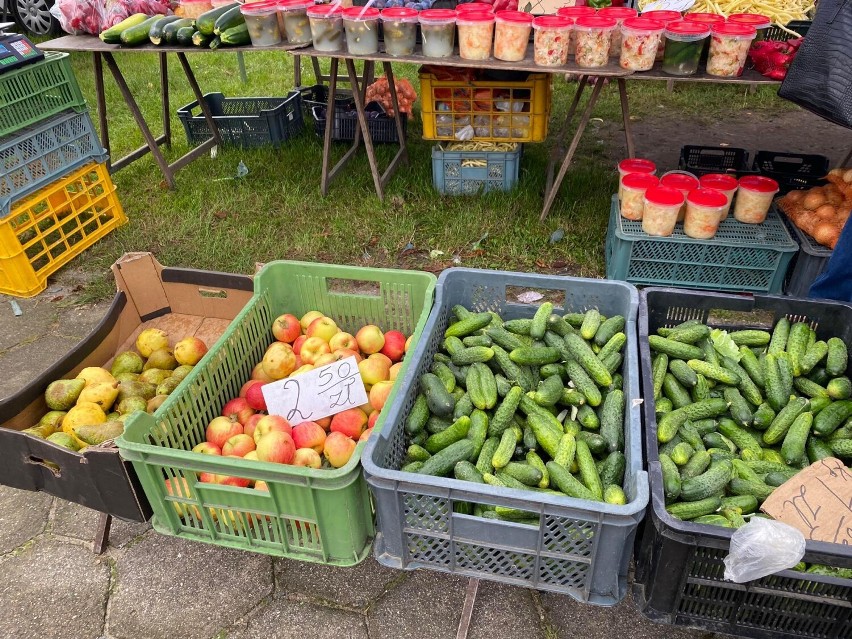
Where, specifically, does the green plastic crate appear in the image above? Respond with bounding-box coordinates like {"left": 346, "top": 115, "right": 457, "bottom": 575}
{"left": 118, "top": 261, "right": 435, "bottom": 564}
{"left": 0, "top": 52, "right": 87, "bottom": 139}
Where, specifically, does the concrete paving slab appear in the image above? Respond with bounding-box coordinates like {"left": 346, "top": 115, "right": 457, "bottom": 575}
{"left": 469, "top": 581, "right": 546, "bottom": 639}
{"left": 367, "top": 570, "right": 468, "bottom": 639}
{"left": 0, "top": 537, "right": 110, "bottom": 639}
{"left": 107, "top": 534, "right": 274, "bottom": 639}
{"left": 51, "top": 499, "right": 151, "bottom": 550}
{"left": 0, "top": 297, "right": 58, "bottom": 353}
{"left": 0, "top": 334, "right": 90, "bottom": 399}
{"left": 224, "top": 597, "right": 369, "bottom": 639}
{"left": 275, "top": 556, "right": 402, "bottom": 610}
{"left": 0, "top": 486, "right": 53, "bottom": 552}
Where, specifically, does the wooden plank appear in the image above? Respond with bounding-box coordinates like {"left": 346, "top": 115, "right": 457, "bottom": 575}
{"left": 41, "top": 35, "right": 310, "bottom": 53}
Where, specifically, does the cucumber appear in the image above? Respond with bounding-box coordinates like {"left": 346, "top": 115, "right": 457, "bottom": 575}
{"left": 546, "top": 461, "right": 598, "bottom": 502}
{"left": 419, "top": 439, "right": 475, "bottom": 476}
{"left": 680, "top": 449, "right": 711, "bottom": 479}
{"left": 452, "top": 346, "right": 494, "bottom": 366}
{"left": 701, "top": 338, "right": 720, "bottom": 367}
{"left": 191, "top": 30, "right": 212, "bottom": 46}
{"left": 406, "top": 394, "right": 430, "bottom": 435}
{"left": 553, "top": 433, "right": 577, "bottom": 468}
{"left": 468, "top": 362, "right": 497, "bottom": 410}
{"left": 454, "top": 460, "right": 485, "bottom": 483}
{"left": 764, "top": 471, "right": 791, "bottom": 487}
{"left": 826, "top": 337, "right": 848, "bottom": 376}
{"left": 658, "top": 408, "right": 689, "bottom": 444}
{"left": 724, "top": 388, "right": 753, "bottom": 427}
{"left": 648, "top": 335, "right": 704, "bottom": 360}
{"left": 576, "top": 403, "right": 599, "bottom": 431}
{"left": 120, "top": 14, "right": 164, "bottom": 46}
{"left": 827, "top": 376, "right": 852, "bottom": 400}
{"left": 532, "top": 373, "right": 564, "bottom": 407}
{"left": 575, "top": 431, "right": 608, "bottom": 456}
{"left": 213, "top": 4, "right": 244, "bottom": 34}
{"left": 444, "top": 336, "right": 465, "bottom": 356}
{"left": 652, "top": 353, "right": 668, "bottom": 401}
{"left": 777, "top": 353, "right": 794, "bottom": 401}
{"left": 476, "top": 436, "right": 500, "bottom": 474}
{"left": 681, "top": 398, "right": 729, "bottom": 421}
{"left": 752, "top": 403, "right": 775, "bottom": 430}
{"left": 494, "top": 470, "right": 530, "bottom": 491}
{"left": 691, "top": 419, "right": 718, "bottom": 436}
{"left": 539, "top": 363, "right": 565, "bottom": 379}
{"left": 454, "top": 393, "right": 474, "bottom": 420}
{"left": 599, "top": 389, "right": 624, "bottom": 454}
{"left": 598, "top": 332, "right": 627, "bottom": 364}
{"left": 800, "top": 340, "right": 829, "bottom": 375}
{"left": 466, "top": 410, "right": 488, "bottom": 460}
{"left": 656, "top": 397, "right": 673, "bottom": 415}
{"left": 693, "top": 514, "right": 732, "bottom": 527}
{"left": 421, "top": 373, "right": 455, "bottom": 418}
{"left": 722, "top": 508, "right": 747, "bottom": 528}
{"left": 670, "top": 442, "right": 694, "bottom": 466}
{"left": 526, "top": 413, "right": 562, "bottom": 458}
{"left": 768, "top": 317, "right": 790, "bottom": 356}
{"left": 663, "top": 373, "right": 692, "bottom": 409}
{"left": 402, "top": 461, "right": 425, "bottom": 473}
{"left": 728, "top": 478, "right": 774, "bottom": 501}
{"left": 485, "top": 327, "right": 526, "bottom": 352}
{"left": 657, "top": 320, "right": 702, "bottom": 337}
{"left": 764, "top": 396, "right": 810, "bottom": 444}
{"left": 504, "top": 318, "right": 533, "bottom": 335}
{"left": 793, "top": 377, "right": 828, "bottom": 399}
{"left": 669, "top": 359, "right": 699, "bottom": 388}
{"left": 687, "top": 359, "right": 739, "bottom": 386}
{"left": 405, "top": 444, "right": 431, "bottom": 463}
{"left": 577, "top": 309, "right": 600, "bottom": 341}
{"left": 526, "top": 451, "right": 549, "bottom": 488}
{"left": 445, "top": 312, "right": 493, "bottom": 339}
{"left": 721, "top": 356, "right": 764, "bottom": 406}
{"left": 100, "top": 12, "right": 148, "bottom": 43}
{"left": 786, "top": 322, "right": 811, "bottom": 376}
{"left": 601, "top": 351, "right": 622, "bottom": 376}
{"left": 163, "top": 18, "right": 195, "bottom": 44}
{"left": 491, "top": 344, "right": 526, "bottom": 388}
{"left": 602, "top": 484, "right": 626, "bottom": 505}
{"left": 426, "top": 416, "right": 452, "bottom": 435}
{"left": 575, "top": 440, "right": 603, "bottom": 500}
{"left": 764, "top": 353, "right": 786, "bottom": 412}
{"left": 678, "top": 422, "right": 705, "bottom": 452}
{"left": 806, "top": 435, "right": 834, "bottom": 463}
{"left": 149, "top": 15, "right": 181, "bottom": 44}
{"left": 425, "top": 416, "right": 471, "bottom": 454}
{"left": 739, "top": 346, "right": 765, "bottom": 388}
{"left": 720, "top": 494, "right": 759, "bottom": 514}
{"left": 809, "top": 366, "right": 830, "bottom": 386}
{"left": 431, "top": 361, "right": 457, "bottom": 393}
{"left": 530, "top": 302, "right": 553, "bottom": 340}
{"left": 501, "top": 461, "right": 542, "bottom": 487}
{"left": 831, "top": 439, "right": 852, "bottom": 457}
{"left": 489, "top": 385, "right": 523, "bottom": 437}
{"left": 666, "top": 323, "right": 710, "bottom": 344}
{"left": 559, "top": 388, "right": 586, "bottom": 408}
{"left": 595, "top": 316, "right": 625, "bottom": 347}
{"left": 717, "top": 418, "right": 762, "bottom": 456}
{"left": 728, "top": 330, "right": 771, "bottom": 347}
{"left": 666, "top": 496, "right": 722, "bottom": 520}
{"left": 680, "top": 460, "right": 732, "bottom": 502}
{"left": 813, "top": 399, "right": 852, "bottom": 436}
{"left": 491, "top": 427, "right": 519, "bottom": 469}
{"left": 547, "top": 314, "right": 574, "bottom": 337}
{"left": 508, "top": 346, "right": 559, "bottom": 367}
{"left": 564, "top": 333, "right": 612, "bottom": 387}
{"left": 598, "top": 451, "right": 626, "bottom": 487}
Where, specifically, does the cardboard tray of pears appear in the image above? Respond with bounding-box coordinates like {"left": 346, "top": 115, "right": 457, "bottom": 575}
{"left": 0, "top": 253, "right": 253, "bottom": 522}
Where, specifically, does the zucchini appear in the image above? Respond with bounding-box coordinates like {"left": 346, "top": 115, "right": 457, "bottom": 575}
{"left": 648, "top": 335, "right": 704, "bottom": 360}
{"left": 149, "top": 15, "right": 181, "bottom": 45}
{"left": 163, "top": 18, "right": 195, "bottom": 44}
{"left": 418, "top": 439, "right": 475, "bottom": 476}
{"left": 191, "top": 30, "right": 212, "bottom": 46}
{"left": 213, "top": 4, "right": 244, "bottom": 34}
{"left": 826, "top": 337, "right": 848, "bottom": 376}
{"left": 196, "top": 2, "right": 237, "bottom": 35}
{"left": 120, "top": 15, "right": 164, "bottom": 46}
{"left": 100, "top": 12, "right": 148, "bottom": 43}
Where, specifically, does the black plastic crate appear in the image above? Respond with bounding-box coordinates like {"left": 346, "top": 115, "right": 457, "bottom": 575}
{"left": 782, "top": 214, "right": 833, "bottom": 297}
{"left": 765, "top": 20, "right": 811, "bottom": 41}
{"left": 311, "top": 103, "right": 407, "bottom": 144}
{"left": 678, "top": 145, "right": 751, "bottom": 177}
{"left": 753, "top": 150, "right": 830, "bottom": 195}
{"left": 633, "top": 287, "right": 852, "bottom": 639}
{"left": 177, "top": 92, "right": 304, "bottom": 148}
{"left": 299, "top": 84, "right": 355, "bottom": 121}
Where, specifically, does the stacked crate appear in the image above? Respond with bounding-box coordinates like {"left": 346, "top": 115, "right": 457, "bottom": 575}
{"left": 0, "top": 51, "right": 126, "bottom": 297}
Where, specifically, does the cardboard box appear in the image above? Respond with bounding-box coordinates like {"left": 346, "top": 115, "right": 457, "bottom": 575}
{"left": 0, "top": 253, "right": 253, "bottom": 521}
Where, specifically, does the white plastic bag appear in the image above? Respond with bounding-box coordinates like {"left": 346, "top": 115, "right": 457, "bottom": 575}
{"left": 723, "top": 517, "right": 806, "bottom": 583}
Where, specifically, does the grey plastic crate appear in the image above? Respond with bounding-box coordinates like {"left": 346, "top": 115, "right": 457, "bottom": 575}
{"left": 361, "top": 268, "right": 648, "bottom": 605}
{"left": 782, "top": 216, "right": 832, "bottom": 297}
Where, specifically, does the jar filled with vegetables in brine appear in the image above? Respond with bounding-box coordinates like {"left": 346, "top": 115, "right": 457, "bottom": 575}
{"left": 493, "top": 10, "right": 532, "bottom": 61}
{"left": 557, "top": 6, "right": 595, "bottom": 56}
{"left": 706, "top": 22, "right": 756, "bottom": 77}
{"left": 734, "top": 175, "right": 778, "bottom": 224}
{"left": 619, "top": 17, "right": 664, "bottom": 71}
{"left": 621, "top": 173, "right": 660, "bottom": 220}
{"left": 419, "top": 9, "right": 457, "bottom": 58}
{"left": 241, "top": 1, "right": 283, "bottom": 47}
{"left": 617, "top": 157, "right": 656, "bottom": 199}
{"left": 699, "top": 173, "right": 738, "bottom": 220}
{"left": 381, "top": 7, "right": 418, "bottom": 56}
{"left": 532, "top": 15, "right": 572, "bottom": 67}
{"left": 308, "top": 4, "right": 343, "bottom": 52}
{"left": 457, "top": 11, "right": 495, "bottom": 61}
{"left": 278, "top": 0, "right": 313, "bottom": 45}
{"left": 343, "top": 6, "right": 380, "bottom": 55}
{"left": 661, "top": 20, "right": 709, "bottom": 76}
{"left": 684, "top": 188, "right": 728, "bottom": 239}
{"left": 640, "top": 10, "right": 681, "bottom": 60}
{"left": 660, "top": 171, "right": 699, "bottom": 221}
{"left": 643, "top": 186, "right": 685, "bottom": 237}
{"left": 598, "top": 6, "right": 636, "bottom": 57}
{"left": 574, "top": 16, "right": 617, "bottom": 68}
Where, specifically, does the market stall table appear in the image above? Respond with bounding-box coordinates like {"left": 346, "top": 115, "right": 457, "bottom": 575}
{"left": 41, "top": 36, "right": 308, "bottom": 188}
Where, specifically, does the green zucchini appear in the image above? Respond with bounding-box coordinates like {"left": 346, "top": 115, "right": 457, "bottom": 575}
{"left": 191, "top": 30, "right": 212, "bottom": 46}
{"left": 213, "top": 4, "right": 244, "bottom": 34}
{"left": 149, "top": 15, "right": 181, "bottom": 45}
{"left": 101, "top": 12, "right": 148, "bottom": 43}
{"left": 119, "top": 14, "right": 164, "bottom": 46}
{"left": 162, "top": 18, "right": 195, "bottom": 44}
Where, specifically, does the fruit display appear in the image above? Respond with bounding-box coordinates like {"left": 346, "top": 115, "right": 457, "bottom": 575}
{"left": 24, "top": 329, "right": 208, "bottom": 451}
{"left": 648, "top": 317, "right": 852, "bottom": 529}
{"left": 401, "top": 303, "right": 630, "bottom": 522}
{"left": 777, "top": 167, "right": 852, "bottom": 249}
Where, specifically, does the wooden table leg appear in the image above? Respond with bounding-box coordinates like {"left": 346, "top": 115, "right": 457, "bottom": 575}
{"left": 540, "top": 76, "right": 606, "bottom": 222}
{"left": 93, "top": 513, "right": 112, "bottom": 555}
{"left": 93, "top": 52, "right": 111, "bottom": 168}
{"left": 455, "top": 578, "right": 479, "bottom": 639}
{"left": 347, "top": 59, "right": 384, "bottom": 199}
{"left": 321, "top": 57, "right": 341, "bottom": 195}
{"left": 293, "top": 54, "right": 302, "bottom": 88}
{"left": 381, "top": 60, "right": 409, "bottom": 183}
{"left": 618, "top": 78, "right": 635, "bottom": 159}
{"left": 545, "top": 75, "right": 588, "bottom": 195}
{"left": 159, "top": 53, "right": 171, "bottom": 147}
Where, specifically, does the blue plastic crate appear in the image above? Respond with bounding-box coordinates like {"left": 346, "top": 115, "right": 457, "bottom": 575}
{"left": 605, "top": 196, "right": 798, "bottom": 294}
{"left": 432, "top": 143, "right": 522, "bottom": 195}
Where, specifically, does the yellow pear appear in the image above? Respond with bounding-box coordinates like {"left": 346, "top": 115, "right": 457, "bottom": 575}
{"left": 77, "top": 382, "right": 120, "bottom": 412}
{"left": 136, "top": 328, "right": 169, "bottom": 359}
{"left": 76, "top": 367, "right": 116, "bottom": 387}
{"left": 62, "top": 402, "right": 106, "bottom": 448}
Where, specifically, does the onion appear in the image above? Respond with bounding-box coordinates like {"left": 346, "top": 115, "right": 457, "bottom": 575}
{"left": 813, "top": 221, "right": 839, "bottom": 247}
{"left": 814, "top": 204, "right": 837, "bottom": 220}
{"left": 785, "top": 190, "right": 805, "bottom": 204}
{"left": 798, "top": 211, "right": 819, "bottom": 234}
{"left": 803, "top": 190, "right": 827, "bottom": 210}
{"left": 844, "top": 168, "right": 852, "bottom": 183}
{"left": 826, "top": 192, "right": 844, "bottom": 207}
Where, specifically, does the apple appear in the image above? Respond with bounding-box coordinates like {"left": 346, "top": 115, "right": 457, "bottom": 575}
{"left": 329, "top": 331, "right": 358, "bottom": 352}
{"left": 174, "top": 336, "right": 208, "bottom": 367}
{"left": 164, "top": 478, "right": 200, "bottom": 519}
{"left": 316, "top": 416, "right": 332, "bottom": 431}
{"left": 292, "top": 335, "right": 308, "bottom": 356}
{"left": 217, "top": 463, "right": 252, "bottom": 488}
{"left": 243, "top": 450, "right": 259, "bottom": 461}
{"left": 293, "top": 447, "right": 322, "bottom": 468}
{"left": 222, "top": 397, "right": 255, "bottom": 426}
{"left": 300, "top": 311, "right": 325, "bottom": 332}
{"left": 358, "top": 357, "right": 390, "bottom": 387}
{"left": 245, "top": 382, "right": 267, "bottom": 411}
{"left": 333, "top": 348, "right": 362, "bottom": 363}
{"left": 256, "top": 431, "right": 296, "bottom": 464}
{"left": 199, "top": 471, "right": 219, "bottom": 483}
{"left": 300, "top": 337, "right": 331, "bottom": 365}
{"left": 369, "top": 352, "right": 392, "bottom": 369}
{"left": 291, "top": 364, "right": 314, "bottom": 376}
{"left": 330, "top": 407, "right": 368, "bottom": 439}
{"left": 314, "top": 352, "right": 343, "bottom": 368}
{"left": 192, "top": 442, "right": 222, "bottom": 456}
{"left": 292, "top": 421, "right": 327, "bottom": 453}
{"left": 262, "top": 342, "right": 296, "bottom": 380}
{"left": 369, "top": 380, "right": 394, "bottom": 412}
{"left": 253, "top": 414, "right": 293, "bottom": 444}
{"left": 272, "top": 313, "right": 301, "bottom": 344}
{"left": 405, "top": 334, "right": 413, "bottom": 353}
{"left": 324, "top": 431, "right": 357, "bottom": 468}
{"left": 388, "top": 362, "right": 403, "bottom": 381}
{"left": 368, "top": 410, "right": 380, "bottom": 429}
{"left": 255, "top": 480, "right": 269, "bottom": 491}
{"left": 380, "top": 330, "right": 406, "bottom": 363}
{"left": 251, "top": 362, "right": 275, "bottom": 383}
{"left": 222, "top": 433, "right": 256, "bottom": 457}
{"left": 239, "top": 379, "right": 258, "bottom": 398}
{"left": 307, "top": 317, "right": 339, "bottom": 343}
{"left": 359, "top": 427, "right": 374, "bottom": 442}
{"left": 243, "top": 413, "right": 264, "bottom": 439}
{"left": 358, "top": 401, "right": 374, "bottom": 415}
{"left": 356, "top": 325, "right": 385, "bottom": 355}
{"left": 206, "top": 416, "right": 243, "bottom": 448}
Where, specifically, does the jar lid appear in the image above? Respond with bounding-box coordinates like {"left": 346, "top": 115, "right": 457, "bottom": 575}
{"left": 645, "top": 186, "right": 685, "bottom": 207}
{"left": 241, "top": 1, "right": 278, "bottom": 14}
{"left": 598, "top": 6, "right": 637, "bottom": 18}
{"left": 619, "top": 158, "right": 656, "bottom": 174}
{"left": 665, "top": 19, "right": 710, "bottom": 36}
{"left": 277, "top": 0, "right": 312, "bottom": 9}
{"left": 456, "top": 2, "right": 494, "bottom": 11}
{"left": 307, "top": 3, "right": 342, "bottom": 16}
{"left": 575, "top": 15, "right": 618, "bottom": 29}
{"left": 728, "top": 13, "right": 771, "bottom": 27}
{"left": 532, "top": 15, "right": 572, "bottom": 28}
{"left": 640, "top": 10, "right": 682, "bottom": 23}
{"left": 495, "top": 10, "right": 533, "bottom": 23}
{"left": 711, "top": 21, "right": 757, "bottom": 36}
{"left": 456, "top": 10, "right": 495, "bottom": 23}
{"left": 622, "top": 173, "right": 660, "bottom": 190}
{"left": 382, "top": 7, "right": 418, "bottom": 20}
{"left": 557, "top": 6, "right": 595, "bottom": 17}
{"left": 342, "top": 6, "right": 380, "bottom": 19}
{"left": 739, "top": 175, "right": 779, "bottom": 193}
{"left": 661, "top": 172, "right": 699, "bottom": 191}
{"left": 622, "top": 17, "right": 665, "bottom": 31}
{"left": 699, "top": 173, "right": 739, "bottom": 191}
{"left": 684, "top": 12, "right": 725, "bottom": 23}
{"left": 419, "top": 8, "right": 457, "bottom": 21}
{"left": 688, "top": 188, "right": 728, "bottom": 208}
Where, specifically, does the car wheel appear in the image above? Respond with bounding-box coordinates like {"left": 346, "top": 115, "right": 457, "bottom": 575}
{"left": 11, "top": 0, "right": 59, "bottom": 36}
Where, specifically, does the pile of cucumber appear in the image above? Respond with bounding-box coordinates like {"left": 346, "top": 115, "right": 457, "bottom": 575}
{"left": 402, "top": 303, "right": 630, "bottom": 523}
{"left": 98, "top": 4, "right": 249, "bottom": 49}
{"left": 650, "top": 318, "right": 852, "bottom": 529}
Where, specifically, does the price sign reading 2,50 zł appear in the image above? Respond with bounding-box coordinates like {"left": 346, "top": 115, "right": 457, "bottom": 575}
{"left": 261, "top": 356, "right": 369, "bottom": 423}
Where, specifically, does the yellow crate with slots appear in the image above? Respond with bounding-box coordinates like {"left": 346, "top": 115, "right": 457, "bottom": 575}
{"left": 0, "top": 163, "right": 126, "bottom": 298}
{"left": 419, "top": 71, "right": 551, "bottom": 143}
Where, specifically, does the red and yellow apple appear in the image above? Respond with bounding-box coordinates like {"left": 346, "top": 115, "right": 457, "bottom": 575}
{"left": 292, "top": 335, "right": 308, "bottom": 356}
{"left": 243, "top": 413, "right": 264, "bottom": 439}
{"left": 316, "top": 416, "right": 332, "bottom": 431}
{"left": 359, "top": 427, "right": 374, "bottom": 442}
{"left": 333, "top": 348, "right": 362, "bottom": 363}
{"left": 369, "top": 380, "right": 394, "bottom": 412}
{"left": 256, "top": 431, "right": 296, "bottom": 464}
{"left": 405, "top": 334, "right": 413, "bottom": 353}
{"left": 367, "top": 410, "right": 381, "bottom": 429}
{"left": 356, "top": 325, "right": 385, "bottom": 355}
{"left": 358, "top": 357, "right": 390, "bottom": 387}
{"left": 291, "top": 364, "right": 314, "bottom": 377}
{"left": 299, "top": 337, "right": 331, "bottom": 365}
{"left": 262, "top": 342, "right": 296, "bottom": 380}
{"left": 245, "top": 382, "right": 267, "bottom": 411}
{"left": 292, "top": 421, "right": 327, "bottom": 453}
{"left": 253, "top": 414, "right": 293, "bottom": 444}
{"left": 243, "top": 450, "right": 259, "bottom": 461}
{"left": 380, "top": 330, "right": 406, "bottom": 363}
{"left": 174, "top": 336, "right": 208, "bottom": 366}
{"left": 324, "top": 431, "right": 357, "bottom": 468}
{"left": 330, "top": 407, "right": 368, "bottom": 440}
{"left": 222, "top": 433, "right": 256, "bottom": 457}
{"left": 300, "top": 311, "right": 325, "bottom": 332}
{"left": 306, "top": 317, "right": 339, "bottom": 343}
{"left": 388, "top": 362, "right": 403, "bottom": 381}
{"left": 222, "top": 397, "right": 255, "bottom": 426}
{"left": 192, "top": 442, "right": 222, "bottom": 456}
{"left": 329, "top": 331, "right": 358, "bottom": 352}
{"left": 251, "top": 362, "right": 275, "bottom": 383}
{"left": 206, "top": 416, "right": 243, "bottom": 448}
{"left": 313, "top": 352, "right": 343, "bottom": 368}
{"left": 293, "top": 447, "right": 322, "bottom": 468}
{"left": 272, "top": 313, "right": 301, "bottom": 344}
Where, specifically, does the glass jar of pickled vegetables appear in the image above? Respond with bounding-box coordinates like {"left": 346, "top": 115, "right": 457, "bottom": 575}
{"left": 598, "top": 6, "right": 636, "bottom": 57}
{"left": 662, "top": 20, "right": 709, "bottom": 76}
{"left": 241, "top": 1, "right": 283, "bottom": 47}
{"left": 278, "top": 0, "right": 312, "bottom": 45}
{"left": 684, "top": 188, "right": 728, "bottom": 239}
{"left": 621, "top": 173, "right": 659, "bottom": 220}
{"left": 574, "top": 15, "right": 617, "bottom": 68}
{"left": 308, "top": 4, "right": 344, "bottom": 52}
{"left": 640, "top": 10, "right": 681, "bottom": 60}
{"left": 494, "top": 10, "right": 533, "bottom": 61}
{"left": 419, "top": 9, "right": 457, "bottom": 58}
{"left": 557, "top": 6, "right": 595, "bottom": 56}
{"left": 643, "top": 186, "right": 684, "bottom": 236}
{"left": 617, "top": 157, "right": 656, "bottom": 199}
{"left": 381, "top": 7, "right": 418, "bottom": 56}
{"left": 457, "top": 11, "right": 495, "bottom": 61}
{"left": 343, "top": 6, "right": 380, "bottom": 55}
{"left": 532, "top": 15, "right": 572, "bottom": 67}
{"left": 707, "top": 22, "right": 756, "bottom": 77}
{"left": 699, "top": 173, "right": 738, "bottom": 220}
{"left": 619, "top": 17, "right": 664, "bottom": 71}
{"left": 660, "top": 171, "right": 699, "bottom": 221}
{"left": 684, "top": 12, "right": 724, "bottom": 64}
{"left": 728, "top": 13, "right": 771, "bottom": 41}
{"left": 734, "top": 175, "right": 779, "bottom": 224}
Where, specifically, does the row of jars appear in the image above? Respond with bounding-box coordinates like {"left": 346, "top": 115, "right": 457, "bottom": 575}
{"left": 617, "top": 159, "right": 780, "bottom": 239}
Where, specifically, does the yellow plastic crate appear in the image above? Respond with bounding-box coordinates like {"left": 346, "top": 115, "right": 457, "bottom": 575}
{"left": 0, "top": 162, "right": 126, "bottom": 298}
{"left": 419, "top": 71, "right": 551, "bottom": 143}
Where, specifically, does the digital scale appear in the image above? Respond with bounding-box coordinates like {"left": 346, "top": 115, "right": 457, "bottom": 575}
{"left": 0, "top": 24, "right": 44, "bottom": 73}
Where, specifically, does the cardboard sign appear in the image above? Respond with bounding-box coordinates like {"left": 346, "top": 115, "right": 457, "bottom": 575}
{"left": 761, "top": 458, "right": 852, "bottom": 545}
{"left": 261, "top": 356, "right": 368, "bottom": 423}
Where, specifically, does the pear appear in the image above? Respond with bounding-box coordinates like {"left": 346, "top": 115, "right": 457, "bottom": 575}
{"left": 147, "top": 395, "right": 168, "bottom": 413}
{"left": 47, "top": 432, "right": 80, "bottom": 451}
{"left": 76, "top": 367, "right": 116, "bottom": 387}
{"left": 115, "top": 372, "right": 140, "bottom": 383}
{"left": 144, "top": 348, "right": 178, "bottom": 372}
{"left": 38, "top": 410, "right": 67, "bottom": 434}
{"left": 111, "top": 351, "right": 144, "bottom": 376}
{"left": 62, "top": 402, "right": 106, "bottom": 431}
{"left": 45, "top": 378, "right": 85, "bottom": 411}
{"left": 116, "top": 380, "right": 156, "bottom": 403}
{"left": 117, "top": 396, "right": 148, "bottom": 415}
{"left": 78, "top": 381, "right": 120, "bottom": 412}
{"left": 156, "top": 376, "right": 181, "bottom": 396}
{"left": 72, "top": 421, "right": 124, "bottom": 446}
{"left": 138, "top": 369, "right": 172, "bottom": 386}
{"left": 171, "top": 365, "right": 194, "bottom": 383}
{"left": 136, "top": 328, "right": 169, "bottom": 359}
{"left": 23, "top": 426, "right": 49, "bottom": 439}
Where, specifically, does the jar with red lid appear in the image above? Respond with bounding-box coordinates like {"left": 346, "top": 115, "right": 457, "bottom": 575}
{"left": 532, "top": 15, "right": 572, "bottom": 67}
{"left": 494, "top": 11, "right": 532, "bottom": 61}
{"left": 278, "top": 0, "right": 313, "bottom": 45}
{"left": 698, "top": 173, "right": 738, "bottom": 220}
{"left": 617, "top": 158, "right": 656, "bottom": 199}
{"left": 557, "top": 6, "right": 595, "bottom": 55}
{"left": 419, "top": 9, "right": 456, "bottom": 58}
{"left": 574, "top": 15, "right": 618, "bottom": 68}
{"left": 381, "top": 7, "right": 418, "bottom": 56}
{"left": 598, "top": 6, "right": 637, "bottom": 57}
{"left": 643, "top": 186, "right": 685, "bottom": 236}
{"left": 621, "top": 173, "right": 660, "bottom": 220}
{"left": 640, "top": 10, "right": 681, "bottom": 60}
{"left": 457, "top": 11, "right": 495, "bottom": 61}
{"left": 728, "top": 13, "right": 771, "bottom": 40}
{"left": 685, "top": 188, "right": 728, "bottom": 238}
{"left": 734, "top": 175, "right": 779, "bottom": 223}
{"left": 619, "top": 17, "right": 664, "bottom": 71}
{"left": 241, "top": 1, "right": 283, "bottom": 47}
{"left": 456, "top": 3, "right": 494, "bottom": 13}
{"left": 662, "top": 20, "right": 710, "bottom": 76}
{"left": 707, "top": 22, "right": 756, "bottom": 77}
{"left": 342, "top": 6, "right": 380, "bottom": 55}
{"left": 308, "top": 4, "right": 344, "bottom": 52}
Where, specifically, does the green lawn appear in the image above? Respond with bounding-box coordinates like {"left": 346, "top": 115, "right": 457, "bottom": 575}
{"left": 54, "top": 50, "right": 791, "bottom": 301}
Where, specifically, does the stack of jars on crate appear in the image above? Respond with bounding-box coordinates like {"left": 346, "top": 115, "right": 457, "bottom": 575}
{"left": 0, "top": 50, "right": 126, "bottom": 298}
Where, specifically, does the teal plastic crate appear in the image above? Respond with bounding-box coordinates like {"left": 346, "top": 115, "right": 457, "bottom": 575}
{"left": 432, "top": 143, "right": 522, "bottom": 195}
{"left": 605, "top": 196, "right": 798, "bottom": 294}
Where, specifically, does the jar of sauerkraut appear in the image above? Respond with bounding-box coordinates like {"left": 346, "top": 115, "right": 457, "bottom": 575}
{"left": 698, "top": 173, "right": 738, "bottom": 220}
{"left": 640, "top": 10, "right": 681, "bottom": 61}
{"left": 381, "top": 7, "right": 418, "bottom": 56}
{"left": 494, "top": 11, "right": 532, "bottom": 61}
{"left": 642, "top": 186, "right": 684, "bottom": 237}
{"left": 574, "top": 16, "right": 617, "bottom": 68}
{"left": 557, "top": 6, "right": 595, "bottom": 56}
{"left": 308, "top": 4, "right": 344, "bottom": 52}
{"left": 619, "top": 17, "right": 664, "bottom": 71}
{"left": 457, "top": 11, "right": 495, "bottom": 61}
{"left": 532, "top": 15, "right": 572, "bottom": 66}
{"left": 598, "top": 6, "right": 636, "bottom": 57}
{"left": 706, "top": 22, "right": 755, "bottom": 77}
{"left": 684, "top": 188, "right": 728, "bottom": 239}
{"left": 662, "top": 20, "right": 709, "bottom": 76}
{"left": 621, "top": 173, "right": 660, "bottom": 220}
{"left": 617, "top": 157, "right": 656, "bottom": 199}
{"left": 734, "top": 175, "right": 779, "bottom": 224}
{"left": 728, "top": 13, "right": 771, "bottom": 41}
{"left": 660, "top": 171, "right": 698, "bottom": 221}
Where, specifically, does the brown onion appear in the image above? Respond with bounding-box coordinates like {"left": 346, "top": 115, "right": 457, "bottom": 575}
{"left": 814, "top": 204, "right": 837, "bottom": 220}
{"left": 813, "top": 221, "right": 839, "bottom": 247}
{"left": 803, "top": 190, "right": 827, "bottom": 210}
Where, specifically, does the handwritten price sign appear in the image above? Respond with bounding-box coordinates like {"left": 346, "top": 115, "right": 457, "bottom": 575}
{"left": 261, "top": 356, "right": 368, "bottom": 423}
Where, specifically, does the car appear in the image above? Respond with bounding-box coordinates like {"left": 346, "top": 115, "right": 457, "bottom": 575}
{"left": 1, "top": 0, "right": 59, "bottom": 36}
